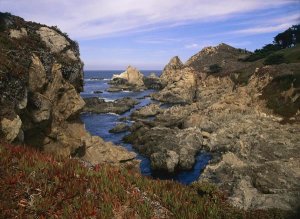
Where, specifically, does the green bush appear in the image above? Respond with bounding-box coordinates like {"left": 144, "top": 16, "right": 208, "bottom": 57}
{"left": 264, "top": 53, "right": 286, "bottom": 65}
{"left": 209, "top": 64, "right": 222, "bottom": 73}
{"left": 243, "top": 44, "right": 282, "bottom": 62}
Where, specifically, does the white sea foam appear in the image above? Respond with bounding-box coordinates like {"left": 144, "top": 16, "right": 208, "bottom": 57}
{"left": 107, "top": 112, "right": 119, "bottom": 116}
{"left": 84, "top": 78, "right": 104, "bottom": 82}
{"left": 103, "top": 98, "right": 115, "bottom": 102}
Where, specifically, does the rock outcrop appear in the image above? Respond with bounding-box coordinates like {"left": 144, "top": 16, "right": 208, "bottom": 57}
{"left": 160, "top": 56, "right": 184, "bottom": 85}
{"left": 185, "top": 43, "right": 251, "bottom": 74}
{"left": 152, "top": 57, "right": 197, "bottom": 104}
{"left": 83, "top": 97, "right": 139, "bottom": 114}
{"left": 127, "top": 44, "right": 300, "bottom": 211}
{"left": 108, "top": 66, "right": 145, "bottom": 91}
{"left": 0, "top": 13, "right": 137, "bottom": 167}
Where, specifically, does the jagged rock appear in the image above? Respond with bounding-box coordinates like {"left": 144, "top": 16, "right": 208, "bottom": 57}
{"left": 109, "top": 66, "right": 145, "bottom": 91}
{"left": 128, "top": 46, "right": 300, "bottom": 210}
{"left": 83, "top": 97, "right": 138, "bottom": 114}
{"left": 160, "top": 56, "right": 184, "bottom": 85}
{"left": 109, "top": 123, "right": 130, "bottom": 133}
{"left": 152, "top": 67, "right": 197, "bottom": 104}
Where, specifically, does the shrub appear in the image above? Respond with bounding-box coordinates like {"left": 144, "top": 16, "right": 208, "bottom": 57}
{"left": 264, "top": 53, "right": 286, "bottom": 65}
{"left": 0, "top": 142, "right": 288, "bottom": 219}
{"left": 209, "top": 64, "right": 222, "bottom": 73}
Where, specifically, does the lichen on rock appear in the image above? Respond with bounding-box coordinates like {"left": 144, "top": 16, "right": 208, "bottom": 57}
{"left": 0, "top": 13, "right": 137, "bottom": 167}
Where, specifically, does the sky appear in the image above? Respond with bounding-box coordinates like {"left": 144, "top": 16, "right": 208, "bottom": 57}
{"left": 1, "top": 0, "right": 300, "bottom": 70}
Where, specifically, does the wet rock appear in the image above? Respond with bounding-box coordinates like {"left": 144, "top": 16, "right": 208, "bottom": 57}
{"left": 83, "top": 97, "right": 139, "bottom": 114}
{"left": 93, "top": 90, "right": 103, "bottom": 94}
{"left": 109, "top": 123, "right": 130, "bottom": 133}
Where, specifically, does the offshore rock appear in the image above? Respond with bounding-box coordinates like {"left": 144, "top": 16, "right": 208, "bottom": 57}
{"left": 83, "top": 97, "right": 139, "bottom": 114}
{"left": 109, "top": 66, "right": 145, "bottom": 91}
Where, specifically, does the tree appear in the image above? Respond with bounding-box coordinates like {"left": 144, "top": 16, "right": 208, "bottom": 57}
{"left": 274, "top": 24, "right": 300, "bottom": 48}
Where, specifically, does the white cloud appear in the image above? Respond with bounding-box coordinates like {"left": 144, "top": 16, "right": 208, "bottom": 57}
{"left": 234, "top": 23, "right": 293, "bottom": 35}
{"left": 232, "top": 14, "right": 300, "bottom": 35}
{"left": 185, "top": 43, "right": 201, "bottom": 49}
{"left": 0, "top": 0, "right": 297, "bottom": 39}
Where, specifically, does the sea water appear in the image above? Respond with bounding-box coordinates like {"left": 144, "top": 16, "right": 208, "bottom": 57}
{"left": 80, "top": 70, "right": 210, "bottom": 184}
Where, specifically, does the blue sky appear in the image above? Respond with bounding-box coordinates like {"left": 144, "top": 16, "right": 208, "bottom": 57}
{"left": 1, "top": 0, "right": 299, "bottom": 70}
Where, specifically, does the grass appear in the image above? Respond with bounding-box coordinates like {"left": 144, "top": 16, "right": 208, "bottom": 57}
{"left": 0, "top": 142, "right": 291, "bottom": 219}
{"left": 274, "top": 44, "right": 300, "bottom": 64}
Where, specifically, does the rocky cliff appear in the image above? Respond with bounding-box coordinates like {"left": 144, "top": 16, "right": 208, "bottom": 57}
{"left": 127, "top": 43, "right": 300, "bottom": 211}
{"left": 152, "top": 56, "right": 197, "bottom": 104}
{"left": 0, "top": 13, "right": 136, "bottom": 166}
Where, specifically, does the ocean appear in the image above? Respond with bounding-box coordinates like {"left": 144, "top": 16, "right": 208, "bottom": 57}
{"left": 80, "top": 70, "right": 210, "bottom": 184}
